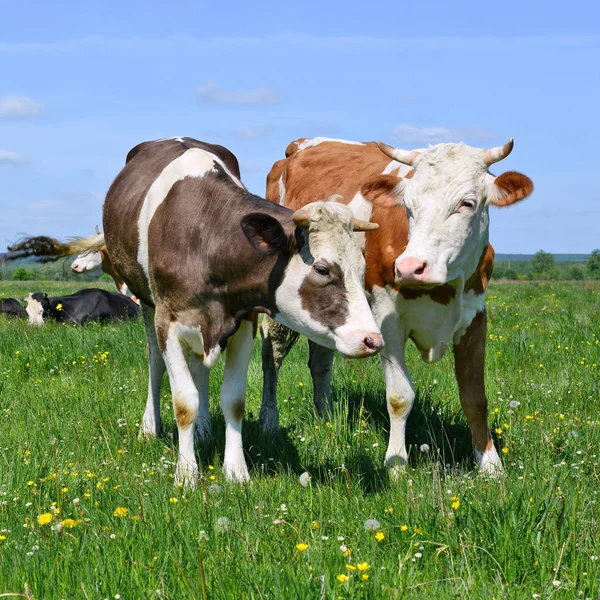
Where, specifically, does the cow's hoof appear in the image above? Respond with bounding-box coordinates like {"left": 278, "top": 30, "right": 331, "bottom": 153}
{"left": 138, "top": 421, "right": 160, "bottom": 439}
{"left": 476, "top": 446, "right": 504, "bottom": 477}
{"left": 222, "top": 462, "right": 250, "bottom": 483}
{"left": 385, "top": 455, "right": 408, "bottom": 481}
{"left": 174, "top": 461, "right": 199, "bottom": 489}
{"left": 258, "top": 413, "right": 281, "bottom": 437}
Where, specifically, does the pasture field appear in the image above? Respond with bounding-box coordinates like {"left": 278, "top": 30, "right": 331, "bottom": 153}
{"left": 1, "top": 281, "right": 599, "bottom": 599}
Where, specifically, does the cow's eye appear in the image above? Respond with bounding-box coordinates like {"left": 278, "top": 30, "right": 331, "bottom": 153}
{"left": 458, "top": 199, "right": 475, "bottom": 211}
{"left": 313, "top": 264, "right": 330, "bottom": 277}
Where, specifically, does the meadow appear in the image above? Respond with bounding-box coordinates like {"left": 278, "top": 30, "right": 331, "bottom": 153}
{"left": 0, "top": 281, "right": 599, "bottom": 599}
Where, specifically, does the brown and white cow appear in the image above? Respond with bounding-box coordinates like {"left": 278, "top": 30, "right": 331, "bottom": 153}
{"left": 260, "top": 136, "right": 533, "bottom": 476}
{"left": 88, "top": 136, "right": 382, "bottom": 486}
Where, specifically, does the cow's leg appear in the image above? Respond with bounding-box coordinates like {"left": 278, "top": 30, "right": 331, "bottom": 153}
{"left": 221, "top": 319, "right": 254, "bottom": 482}
{"left": 453, "top": 310, "right": 503, "bottom": 475}
{"left": 258, "top": 316, "right": 300, "bottom": 434}
{"left": 379, "top": 318, "right": 414, "bottom": 479}
{"left": 139, "top": 305, "right": 166, "bottom": 437}
{"left": 307, "top": 341, "right": 334, "bottom": 417}
{"left": 189, "top": 356, "right": 211, "bottom": 442}
{"left": 161, "top": 321, "right": 200, "bottom": 487}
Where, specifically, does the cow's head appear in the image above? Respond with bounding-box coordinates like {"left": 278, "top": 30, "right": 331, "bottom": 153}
{"left": 24, "top": 292, "right": 48, "bottom": 325}
{"left": 378, "top": 139, "right": 533, "bottom": 287}
{"left": 242, "top": 199, "right": 383, "bottom": 357}
{"left": 71, "top": 251, "right": 103, "bottom": 273}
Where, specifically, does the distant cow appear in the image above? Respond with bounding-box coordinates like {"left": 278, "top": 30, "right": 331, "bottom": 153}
{"left": 24, "top": 288, "right": 140, "bottom": 325}
{"left": 0, "top": 298, "right": 27, "bottom": 318}
{"left": 260, "top": 136, "right": 533, "bottom": 476}
{"left": 69, "top": 136, "right": 382, "bottom": 486}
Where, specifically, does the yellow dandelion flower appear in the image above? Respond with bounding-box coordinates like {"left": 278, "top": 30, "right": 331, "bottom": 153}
{"left": 113, "top": 507, "right": 128, "bottom": 517}
{"left": 384, "top": 507, "right": 393, "bottom": 513}
{"left": 311, "top": 521, "right": 319, "bottom": 529}
{"left": 56, "top": 303, "right": 63, "bottom": 310}
{"left": 38, "top": 513, "right": 52, "bottom": 526}
{"left": 343, "top": 548, "right": 352, "bottom": 557}
{"left": 169, "top": 497, "right": 178, "bottom": 504}
{"left": 61, "top": 519, "right": 81, "bottom": 529}
{"left": 296, "top": 543, "right": 309, "bottom": 551}
{"left": 361, "top": 574, "right": 369, "bottom": 581}
{"left": 502, "top": 447, "right": 509, "bottom": 454}
{"left": 452, "top": 500, "right": 460, "bottom": 510}
{"left": 336, "top": 574, "right": 349, "bottom": 582}
{"left": 375, "top": 531, "right": 385, "bottom": 541}
{"left": 346, "top": 564, "right": 356, "bottom": 571}
{"left": 357, "top": 562, "right": 370, "bottom": 571}
{"left": 0, "top": 535, "right": 7, "bottom": 541}
{"left": 400, "top": 524, "right": 408, "bottom": 531}
{"left": 27, "top": 480, "right": 34, "bottom": 486}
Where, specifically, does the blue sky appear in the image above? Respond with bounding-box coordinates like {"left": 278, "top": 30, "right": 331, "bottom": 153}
{"left": 1, "top": 0, "right": 598, "bottom": 253}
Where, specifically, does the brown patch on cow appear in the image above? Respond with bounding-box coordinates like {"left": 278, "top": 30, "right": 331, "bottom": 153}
{"left": 464, "top": 244, "right": 495, "bottom": 296}
{"left": 388, "top": 394, "right": 410, "bottom": 418}
{"left": 360, "top": 174, "right": 403, "bottom": 208}
{"left": 489, "top": 171, "right": 534, "bottom": 207}
{"left": 398, "top": 284, "right": 456, "bottom": 305}
{"left": 232, "top": 400, "right": 245, "bottom": 422}
{"left": 173, "top": 393, "right": 194, "bottom": 428}
{"left": 299, "top": 261, "right": 349, "bottom": 330}
{"left": 484, "top": 438, "right": 494, "bottom": 452}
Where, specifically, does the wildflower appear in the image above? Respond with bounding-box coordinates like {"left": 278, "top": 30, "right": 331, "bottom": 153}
{"left": 56, "top": 303, "right": 63, "bottom": 311}
{"left": 502, "top": 447, "right": 509, "bottom": 454}
{"left": 419, "top": 443, "right": 430, "bottom": 453}
{"left": 339, "top": 544, "right": 348, "bottom": 552}
{"left": 384, "top": 507, "right": 393, "bottom": 513}
{"left": 414, "top": 552, "right": 422, "bottom": 558}
{"left": 400, "top": 524, "right": 408, "bottom": 531}
{"left": 0, "top": 535, "right": 6, "bottom": 541}
{"left": 343, "top": 548, "right": 352, "bottom": 557}
{"left": 509, "top": 400, "right": 520, "bottom": 409}
{"left": 361, "top": 574, "right": 369, "bottom": 580}
{"left": 336, "top": 574, "right": 349, "bottom": 582}
{"left": 311, "top": 521, "right": 319, "bottom": 529}
{"left": 110, "top": 533, "right": 116, "bottom": 539}
{"left": 38, "top": 513, "right": 52, "bottom": 526}
{"left": 199, "top": 530, "right": 209, "bottom": 541}
{"left": 364, "top": 519, "right": 380, "bottom": 531}
{"left": 375, "top": 531, "right": 385, "bottom": 541}
{"left": 299, "top": 472, "right": 311, "bottom": 487}
{"left": 357, "top": 562, "right": 370, "bottom": 571}
{"left": 346, "top": 565, "right": 356, "bottom": 571}
{"left": 216, "top": 516, "right": 230, "bottom": 533}
{"left": 452, "top": 500, "right": 460, "bottom": 510}
{"left": 61, "top": 519, "right": 81, "bottom": 529}
{"left": 296, "top": 543, "right": 309, "bottom": 551}
{"left": 27, "top": 481, "right": 34, "bottom": 486}
{"left": 113, "top": 507, "right": 128, "bottom": 517}
{"left": 552, "top": 580, "right": 561, "bottom": 588}
{"left": 169, "top": 497, "right": 178, "bottom": 504}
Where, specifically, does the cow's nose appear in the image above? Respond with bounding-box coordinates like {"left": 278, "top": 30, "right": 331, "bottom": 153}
{"left": 362, "top": 333, "right": 384, "bottom": 354}
{"left": 394, "top": 257, "right": 429, "bottom": 283}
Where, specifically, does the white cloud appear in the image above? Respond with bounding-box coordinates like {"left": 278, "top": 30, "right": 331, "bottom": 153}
{"left": 0, "top": 150, "right": 28, "bottom": 164}
{"left": 197, "top": 81, "right": 281, "bottom": 106}
{"left": 0, "top": 95, "right": 45, "bottom": 119}
{"left": 388, "top": 124, "right": 497, "bottom": 146}
{"left": 232, "top": 126, "right": 273, "bottom": 139}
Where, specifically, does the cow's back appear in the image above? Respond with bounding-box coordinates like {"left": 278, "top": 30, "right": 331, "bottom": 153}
{"left": 103, "top": 138, "right": 241, "bottom": 306}
{"left": 266, "top": 139, "right": 394, "bottom": 211}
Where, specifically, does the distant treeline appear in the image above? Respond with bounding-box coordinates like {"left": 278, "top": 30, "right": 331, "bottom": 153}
{"left": 492, "top": 250, "right": 600, "bottom": 281}
{"left": 2, "top": 249, "right": 600, "bottom": 283}
{"left": 0, "top": 260, "right": 110, "bottom": 283}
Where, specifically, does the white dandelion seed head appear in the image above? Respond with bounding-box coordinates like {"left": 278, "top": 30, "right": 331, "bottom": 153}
{"left": 198, "top": 530, "right": 209, "bottom": 541}
{"left": 299, "top": 472, "right": 311, "bottom": 487}
{"left": 207, "top": 484, "right": 222, "bottom": 497}
{"left": 110, "top": 533, "right": 116, "bottom": 539}
{"left": 420, "top": 443, "right": 430, "bottom": 453}
{"left": 216, "top": 516, "right": 231, "bottom": 533}
{"left": 509, "top": 400, "right": 520, "bottom": 409}
{"left": 364, "top": 519, "right": 380, "bottom": 531}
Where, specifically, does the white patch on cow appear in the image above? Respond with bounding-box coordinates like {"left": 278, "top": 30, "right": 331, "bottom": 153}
{"left": 453, "top": 290, "right": 486, "bottom": 344}
{"left": 347, "top": 191, "right": 374, "bottom": 252}
{"left": 137, "top": 148, "right": 238, "bottom": 289}
{"left": 278, "top": 173, "right": 286, "bottom": 206}
{"left": 295, "top": 137, "right": 365, "bottom": 153}
{"left": 71, "top": 251, "right": 102, "bottom": 273}
{"left": 174, "top": 322, "right": 222, "bottom": 368}
{"left": 476, "top": 444, "right": 504, "bottom": 476}
{"left": 274, "top": 201, "right": 381, "bottom": 357}
{"left": 119, "top": 283, "right": 130, "bottom": 296}
{"left": 24, "top": 294, "right": 44, "bottom": 325}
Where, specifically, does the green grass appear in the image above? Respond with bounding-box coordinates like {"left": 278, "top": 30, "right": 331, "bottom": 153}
{"left": 1, "top": 281, "right": 599, "bottom": 599}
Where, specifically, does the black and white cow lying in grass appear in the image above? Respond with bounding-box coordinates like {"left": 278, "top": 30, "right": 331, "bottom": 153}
{"left": 0, "top": 298, "right": 27, "bottom": 318}
{"left": 24, "top": 288, "right": 140, "bottom": 325}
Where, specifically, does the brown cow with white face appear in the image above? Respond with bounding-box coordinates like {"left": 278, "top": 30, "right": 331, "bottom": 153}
{"left": 260, "top": 136, "right": 533, "bottom": 476}
{"left": 98, "top": 137, "right": 382, "bottom": 486}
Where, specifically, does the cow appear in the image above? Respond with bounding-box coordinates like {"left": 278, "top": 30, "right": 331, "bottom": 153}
{"left": 259, "top": 136, "right": 533, "bottom": 477}
{"left": 5, "top": 235, "right": 135, "bottom": 300}
{"left": 68, "top": 136, "right": 382, "bottom": 486}
{"left": 0, "top": 298, "right": 27, "bottom": 318}
{"left": 24, "top": 288, "right": 140, "bottom": 325}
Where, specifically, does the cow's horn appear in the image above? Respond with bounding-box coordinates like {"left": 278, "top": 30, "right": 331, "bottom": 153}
{"left": 482, "top": 138, "right": 514, "bottom": 166}
{"left": 292, "top": 208, "right": 311, "bottom": 228}
{"left": 353, "top": 218, "right": 379, "bottom": 232}
{"left": 377, "top": 142, "right": 420, "bottom": 166}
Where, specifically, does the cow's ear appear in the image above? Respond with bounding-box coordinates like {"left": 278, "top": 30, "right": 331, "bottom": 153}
{"left": 241, "top": 213, "right": 290, "bottom": 255}
{"left": 488, "top": 171, "right": 533, "bottom": 207}
{"left": 360, "top": 175, "right": 404, "bottom": 208}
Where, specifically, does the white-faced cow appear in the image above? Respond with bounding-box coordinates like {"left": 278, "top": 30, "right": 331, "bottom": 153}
{"left": 260, "top": 136, "right": 533, "bottom": 476}
{"left": 24, "top": 288, "right": 140, "bottom": 325}
{"left": 71, "top": 137, "right": 382, "bottom": 486}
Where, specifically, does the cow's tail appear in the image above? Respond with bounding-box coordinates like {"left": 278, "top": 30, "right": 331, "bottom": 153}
{"left": 5, "top": 233, "right": 105, "bottom": 262}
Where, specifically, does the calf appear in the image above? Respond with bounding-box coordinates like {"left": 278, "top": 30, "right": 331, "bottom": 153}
{"left": 0, "top": 298, "right": 27, "bottom": 318}
{"left": 260, "top": 137, "right": 533, "bottom": 476}
{"left": 87, "top": 136, "right": 382, "bottom": 486}
{"left": 24, "top": 288, "right": 140, "bottom": 325}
